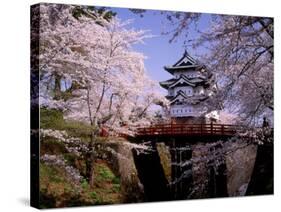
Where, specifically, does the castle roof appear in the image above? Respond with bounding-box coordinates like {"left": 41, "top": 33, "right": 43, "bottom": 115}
{"left": 169, "top": 90, "right": 209, "bottom": 105}
{"left": 159, "top": 74, "right": 212, "bottom": 89}
{"left": 159, "top": 78, "right": 176, "bottom": 89}
{"left": 169, "top": 75, "right": 196, "bottom": 88}
{"left": 170, "top": 94, "right": 209, "bottom": 106}
{"left": 164, "top": 50, "right": 201, "bottom": 74}
{"left": 169, "top": 90, "right": 188, "bottom": 104}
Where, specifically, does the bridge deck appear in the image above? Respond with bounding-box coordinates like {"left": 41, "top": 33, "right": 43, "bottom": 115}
{"left": 137, "top": 123, "right": 244, "bottom": 138}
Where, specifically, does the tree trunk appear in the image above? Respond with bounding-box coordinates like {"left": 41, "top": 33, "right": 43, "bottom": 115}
{"left": 85, "top": 130, "right": 97, "bottom": 188}
{"left": 53, "top": 74, "right": 62, "bottom": 100}
{"left": 84, "top": 86, "right": 98, "bottom": 188}
{"left": 89, "top": 131, "right": 96, "bottom": 188}
{"left": 93, "top": 83, "right": 106, "bottom": 125}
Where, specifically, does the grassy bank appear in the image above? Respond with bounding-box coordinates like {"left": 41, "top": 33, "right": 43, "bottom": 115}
{"left": 39, "top": 108, "right": 123, "bottom": 208}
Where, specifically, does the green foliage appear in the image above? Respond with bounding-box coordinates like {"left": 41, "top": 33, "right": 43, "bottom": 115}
{"left": 40, "top": 161, "right": 123, "bottom": 207}
{"left": 40, "top": 163, "right": 62, "bottom": 183}
{"left": 91, "top": 163, "right": 122, "bottom": 203}
{"left": 40, "top": 108, "right": 64, "bottom": 129}
{"left": 81, "top": 179, "right": 89, "bottom": 190}
{"left": 90, "top": 191, "right": 97, "bottom": 199}
{"left": 112, "top": 184, "right": 121, "bottom": 193}
{"left": 40, "top": 107, "right": 95, "bottom": 141}
{"left": 72, "top": 6, "right": 116, "bottom": 22}
{"left": 41, "top": 138, "right": 67, "bottom": 155}
{"left": 93, "top": 163, "right": 122, "bottom": 196}
{"left": 63, "top": 120, "right": 93, "bottom": 140}
{"left": 112, "top": 176, "right": 120, "bottom": 184}
{"left": 96, "top": 163, "right": 115, "bottom": 181}
{"left": 63, "top": 153, "right": 76, "bottom": 164}
{"left": 40, "top": 163, "right": 77, "bottom": 198}
{"left": 40, "top": 108, "right": 124, "bottom": 206}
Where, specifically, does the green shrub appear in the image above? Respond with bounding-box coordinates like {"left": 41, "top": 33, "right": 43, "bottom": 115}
{"left": 97, "top": 165, "right": 115, "bottom": 180}
{"left": 41, "top": 138, "right": 67, "bottom": 155}
{"left": 63, "top": 121, "right": 93, "bottom": 140}
{"left": 40, "top": 107, "right": 96, "bottom": 141}
{"left": 40, "top": 108, "right": 64, "bottom": 129}
{"left": 112, "top": 184, "right": 121, "bottom": 193}
{"left": 112, "top": 176, "right": 120, "bottom": 184}
{"left": 81, "top": 179, "right": 89, "bottom": 190}
{"left": 40, "top": 163, "right": 63, "bottom": 183}
{"left": 63, "top": 153, "right": 77, "bottom": 165}
{"left": 90, "top": 191, "right": 97, "bottom": 199}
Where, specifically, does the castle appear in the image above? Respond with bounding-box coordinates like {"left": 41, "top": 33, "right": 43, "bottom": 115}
{"left": 160, "top": 51, "right": 217, "bottom": 124}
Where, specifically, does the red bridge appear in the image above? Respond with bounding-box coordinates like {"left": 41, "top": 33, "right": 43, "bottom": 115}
{"left": 136, "top": 123, "right": 245, "bottom": 138}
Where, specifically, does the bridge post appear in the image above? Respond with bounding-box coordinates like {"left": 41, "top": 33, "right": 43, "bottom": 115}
{"left": 132, "top": 138, "right": 171, "bottom": 202}
{"left": 207, "top": 143, "right": 228, "bottom": 197}
{"left": 170, "top": 138, "right": 176, "bottom": 197}
{"left": 246, "top": 142, "right": 273, "bottom": 195}
{"left": 169, "top": 138, "right": 193, "bottom": 200}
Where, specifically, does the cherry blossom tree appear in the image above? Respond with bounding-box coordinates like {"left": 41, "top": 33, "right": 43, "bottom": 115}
{"left": 37, "top": 3, "right": 167, "bottom": 187}
{"left": 39, "top": 3, "right": 167, "bottom": 131}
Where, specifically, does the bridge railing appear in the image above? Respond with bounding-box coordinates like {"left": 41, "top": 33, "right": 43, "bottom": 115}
{"left": 137, "top": 123, "right": 245, "bottom": 137}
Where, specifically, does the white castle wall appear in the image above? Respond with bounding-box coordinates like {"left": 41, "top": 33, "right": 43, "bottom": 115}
{"left": 173, "top": 70, "right": 200, "bottom": 79}
{"left": 170, "top": 104, "right": 206, "bottom": 117}
{"left": 169, "top": 86, "right": 204, "bottom": 97}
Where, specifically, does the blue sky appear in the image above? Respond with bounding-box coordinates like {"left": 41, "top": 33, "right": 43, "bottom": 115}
{"left": 110, "top": 7, "right": 211, "bottom": 85}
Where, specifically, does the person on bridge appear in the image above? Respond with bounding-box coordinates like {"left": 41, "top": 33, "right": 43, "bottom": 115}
{"left": 262, "top": 116, "right": 269, "bottom": 128}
